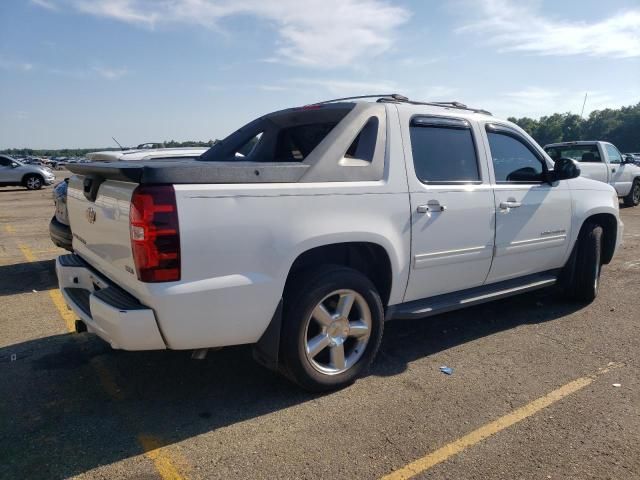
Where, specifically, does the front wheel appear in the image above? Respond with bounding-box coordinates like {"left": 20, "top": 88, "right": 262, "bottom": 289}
{"left": 623, "top": 178, "right": 640, "bottom": 207}
{"left": 280, "top": 266, "right": 384, "bottom": 391}
{"left": 24, "top": 175, "right": 43, "bottom": 190}
{"left": 565, "top": 222, "right": 603, "bottom": 303}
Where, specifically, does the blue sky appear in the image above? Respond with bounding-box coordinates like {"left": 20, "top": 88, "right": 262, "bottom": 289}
{"left": 1, "top": 0, "right": 639, "bottom": 149}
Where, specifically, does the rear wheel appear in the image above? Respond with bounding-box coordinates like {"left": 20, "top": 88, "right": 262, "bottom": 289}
{"left": 280, "top": 266, "right": 384, "bottom": 391}
{"left": 623, "top": 178, "right": 640, "bottom": 207}
{"left": 565, "top": 222, "right": 603, "bottom": 303}
{"left": 24, "top": 175, "right": 43, "bottom": 190}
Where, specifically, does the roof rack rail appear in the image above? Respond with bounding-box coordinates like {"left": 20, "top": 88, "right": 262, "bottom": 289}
{"left": 309, "top": 93, "right": 491, "bottom": 116}
{"left": 313, "top": 93, "right": 409, "bottom": 105}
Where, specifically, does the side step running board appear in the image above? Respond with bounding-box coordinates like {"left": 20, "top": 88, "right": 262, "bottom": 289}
{"left": 389, "top": 271, "right": 559, "bottom": 321}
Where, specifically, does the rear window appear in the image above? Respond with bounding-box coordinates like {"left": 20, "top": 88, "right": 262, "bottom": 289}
{"left": 545, "top": 145, "right": 601, "bottom": 163}
{"left": 409, "top": 117, "right": 480, "bottom": 183}
{"left": 200, "top": 105, "right": 354, "bottom": 163}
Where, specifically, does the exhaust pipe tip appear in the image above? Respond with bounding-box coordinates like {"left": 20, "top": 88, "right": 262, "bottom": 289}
{"left": 74, "top": 319, "right": 87, "bottom": 333}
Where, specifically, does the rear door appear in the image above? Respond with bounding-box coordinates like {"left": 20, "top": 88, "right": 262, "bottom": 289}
{"left": 401, "top": 113, "right": 495, "bottom": 302}
{"left": 483, "top": 124, "right": 571, "bottom": 283}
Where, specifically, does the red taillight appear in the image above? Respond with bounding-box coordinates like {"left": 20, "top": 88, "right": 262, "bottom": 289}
{"left": 129, "top": 185, "right": 180, "bottom": 282}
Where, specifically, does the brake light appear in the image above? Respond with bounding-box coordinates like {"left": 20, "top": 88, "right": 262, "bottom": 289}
{"left": 129, "top": 185, "right": 180, "bottom": 282}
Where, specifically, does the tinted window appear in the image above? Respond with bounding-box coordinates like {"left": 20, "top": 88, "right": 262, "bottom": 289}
{"left": 488, "top": 132, "right": 545, "bottom": 183}
{"left": 409, "top": 119, "right": 479, "bottom": 183}
{"left": 0, "top": 157, "right": 11, "bottom": 167}
{"left": 275, "top": 123, "right": 337, "bottom": 162}
{"left": 344, "top": 117, "right": 378, "bottom": 163}
{"left": 200, "top": 104, "right": 353, "bottom": 163}
{"left": 545, "top": 145, "right": 601, "bottom": 163}
{"left": 605, "top": 144, "right": 622, "bottom": 164}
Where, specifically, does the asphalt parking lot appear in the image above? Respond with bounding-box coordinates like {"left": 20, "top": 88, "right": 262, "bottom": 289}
{"left": 1, "top": 178, "right": 639, "bottom": 480}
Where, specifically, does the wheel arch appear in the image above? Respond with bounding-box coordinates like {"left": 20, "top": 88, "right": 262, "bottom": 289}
{"left": 285, "top": 241, "right": 394, "bottom": 307}
{"left": 580, "top": 213, "right": 618, "bottom": 264}
{"left": 22, "top": 172, "right": 44, "bottom": 184}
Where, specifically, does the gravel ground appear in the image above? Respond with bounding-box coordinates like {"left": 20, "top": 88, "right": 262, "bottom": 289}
{"left": 1, "top": 179, "right": 638, "bottom": 480}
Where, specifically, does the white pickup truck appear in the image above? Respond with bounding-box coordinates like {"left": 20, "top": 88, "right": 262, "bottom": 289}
{"left": 544, "top": 141, "right": 640, "bottom": 207}
{"left": 56, "top": 95, "right": 623, "bottom": 391}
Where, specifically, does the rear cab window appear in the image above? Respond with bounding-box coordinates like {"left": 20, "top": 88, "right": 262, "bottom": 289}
{"left": 544, "top": 144, "right": 601, "bottom": 163}
{"left": 200, "top": 104, "right": 355, "bottom": 163}
{"left": 409, "top": 116, "right": 481, "bottom": 184}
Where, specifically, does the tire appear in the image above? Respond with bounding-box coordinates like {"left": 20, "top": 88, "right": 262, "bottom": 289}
{"left": 24, "top": 175, "right": 43, "bottom": 190}
{"left": 280, "top": 265, "right": 384, "bottom": 392}
{"left": 623, "top": 178, "right": 640, "bottom": 207}
{"left": 565, "top": 222, "right": 603, "bottom": 303}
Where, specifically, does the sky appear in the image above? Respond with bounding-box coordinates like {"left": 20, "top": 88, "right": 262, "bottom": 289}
{"left": 1, "top": 0, "right": 639, "bottom": 149}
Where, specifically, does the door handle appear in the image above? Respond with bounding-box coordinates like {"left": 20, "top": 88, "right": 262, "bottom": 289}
{"left": 611, "top": 168, "right": 616, "bottom": 173}
{"left": 499, "top": 201, "right": 522, "bottom": 209}
{"left": 417, "top": 203, "right": 446, "bottom": 213}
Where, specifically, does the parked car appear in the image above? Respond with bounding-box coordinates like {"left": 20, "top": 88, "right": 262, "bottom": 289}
{"left": 624, "top": 153, "right": 640, "bottom": 166}
{"left": 0, "top": 155, "right": 56, "bottom": 189}
{"left": 49, "top": 147, "right": 207, "bottom": 251}
{"left": 56, "top": 94, "right": 622, "bottom": 391}
{"left": 544, "top": 141, "right": 640, "bottom": 207}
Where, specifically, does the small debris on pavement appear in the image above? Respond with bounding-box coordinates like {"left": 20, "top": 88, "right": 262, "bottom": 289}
{"left": 439, "top": 366, "right": 454, "bottom": 375}
{"left": 612, "top": 383, "right": 622, "bottom": 388}
{"left": 32, "top": 289, "right": 37, "bottom": 293}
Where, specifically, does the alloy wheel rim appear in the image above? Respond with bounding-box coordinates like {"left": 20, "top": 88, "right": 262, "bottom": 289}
{"left": 634, "top": 184, "right": 640, "bottom": 203}
{"left": 304, "top": 289, "right": 372, "bottom": 375}
{"left": 27, "top": 178, "right": 41, "bottom": 189}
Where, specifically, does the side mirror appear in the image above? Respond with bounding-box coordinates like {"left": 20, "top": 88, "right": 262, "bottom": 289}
{"left": 10, "top": 162, "right": 19, "bottom": 168}
{"left": 623, "top": 155, "right": 633, "bottom": 164}
{"left": 549, "top": 157, "right": 580, "bottom": 182}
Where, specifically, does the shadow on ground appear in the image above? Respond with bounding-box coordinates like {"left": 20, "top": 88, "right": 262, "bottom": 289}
{"left": 0, "top": 259, "right": 57, "bottom": 296}
{"left": 0, "top": 289, "right": 583, "bottom": 479}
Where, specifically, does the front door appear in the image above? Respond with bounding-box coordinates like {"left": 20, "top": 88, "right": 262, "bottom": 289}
{"left": 604, "top": 143, "right": 632, "bottom": 196}
{"left": 401, "top": 113, "right": 495, "bottom": 302}
{"left": 0, "top": 157, "right": 20, "bottom": 183}
{"left": 483, "top": 124, "right": 572, "bottom": 283}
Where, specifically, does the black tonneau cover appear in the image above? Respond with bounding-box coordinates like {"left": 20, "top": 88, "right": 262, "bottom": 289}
{"left": 65, "top": 160, "right": 309, "bottom": 184}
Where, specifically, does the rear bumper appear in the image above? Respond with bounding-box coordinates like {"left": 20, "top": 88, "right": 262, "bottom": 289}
{"left": 55, "top": 254, "right": 166, "bottom": 350}
{"left": 49, "top": 216, "right": 73, "bottom": 251}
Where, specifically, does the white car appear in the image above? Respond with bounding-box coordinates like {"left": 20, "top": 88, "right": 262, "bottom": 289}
{"left": 0, "top": 155, "right": 56, "bottom": 189}
{"left": 544, "top": 141, "right": 640, "bottom": 207}
{"left": 56, "top": 94, "right": 623, "bottom": 391}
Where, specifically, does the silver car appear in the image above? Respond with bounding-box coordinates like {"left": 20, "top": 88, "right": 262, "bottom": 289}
{"left": 0, "top": 155, "right": 56, "bottom": 190}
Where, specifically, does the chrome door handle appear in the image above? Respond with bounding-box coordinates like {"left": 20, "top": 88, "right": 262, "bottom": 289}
{"left": 417, "top": 204, "right": 446, "bottom": 213}
{"left": 499, "top": 201, "right": 522, "bottom": 209}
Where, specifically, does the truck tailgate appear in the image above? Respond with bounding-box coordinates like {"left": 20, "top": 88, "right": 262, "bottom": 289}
{"left": 67, "top": 175, "right": 139, "bottom": 286}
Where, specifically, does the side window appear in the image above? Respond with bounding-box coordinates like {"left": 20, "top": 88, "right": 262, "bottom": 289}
{"left": 487, "top": 131, "right": 545, "bottom": 183}
{"left": 605, "top": 144, "right": 622, "bottom": 164}
{"left": 342, "top": 117, "right": 378, "bottom": 164}
{"left": 0, "top": 157, "right": 11, "bottom": 167}
{"left": 409, "top": 117, "right": 480, "bottom": 183}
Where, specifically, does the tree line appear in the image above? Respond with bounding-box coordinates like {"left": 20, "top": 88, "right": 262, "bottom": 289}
{"left": 508, "top": 102, "right": 640, "bottom": 152}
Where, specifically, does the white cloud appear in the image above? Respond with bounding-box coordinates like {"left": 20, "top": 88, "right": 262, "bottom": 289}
{"left": 92, "top": 66, "right": 128, "bottom": 80}
{"left": 457, "top": 0, "right": 640, "bottom": 58}
{"left": 56, "top": 0, "right": 411, "bottom": 67}
{"left": 0, "top": 57, "right": 34, "bottom": 72}
{"left": 486, "top": 86, "right": 636, "bottom": 118}
{"left": 31, "top": 0, "right": 58, "bottom": 10}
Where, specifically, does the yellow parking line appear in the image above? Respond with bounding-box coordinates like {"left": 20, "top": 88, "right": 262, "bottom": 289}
{"left": 138, "top": 435, "right": 187, "bottom": 480}
{"left": 18, "top": 244, "right": 36, "bottom": 262}
{"left": 49, "top": 289, "right": 76, "bottom": 333}
{"left": 381, "top": 363, "right": 623, "bottom": 480}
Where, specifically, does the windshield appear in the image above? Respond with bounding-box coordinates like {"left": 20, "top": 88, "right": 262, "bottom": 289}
{"left": 545, "top": 145, "right": 601, "bottom": 163}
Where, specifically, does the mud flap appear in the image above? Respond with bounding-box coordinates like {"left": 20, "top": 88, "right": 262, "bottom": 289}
{"left": 252, "top": 299, "right": 283, "bottom": 372}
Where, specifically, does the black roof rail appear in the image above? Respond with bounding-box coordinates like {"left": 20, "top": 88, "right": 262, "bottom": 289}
{"left": 309, "top": 93, "right": 491, "bottom": 116}
{"left": 312, "top": 93, "right": 409, "bottom": 105}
